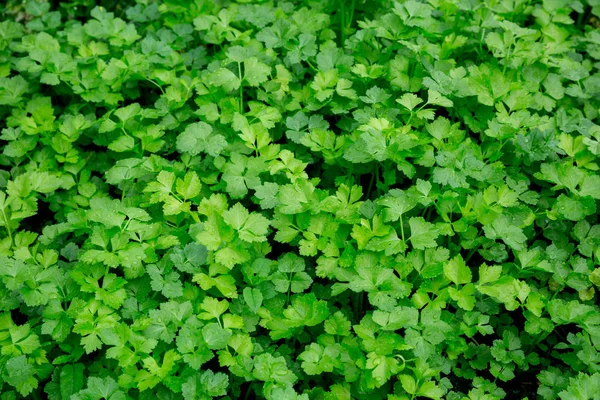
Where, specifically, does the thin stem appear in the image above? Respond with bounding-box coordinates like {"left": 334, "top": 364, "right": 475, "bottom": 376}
{"left": 352, "top": 292, "right": 363, "bottom": 322}
{"left": 493, "top": 366, "right": 506, "bottom": 384}
{"left": 576, "top": 8, "right": 588, "bottom": 27}
{"left": 120, "top": 218, "right": 131, "bottom": 232}
{"left": 169, "top": 190, "right": 185, "bottom": 204}
{"left": 409, "top": 379, "right": 420, "bottom": 400}
{"left": 367, "top": 166, "right": 376, "bottom": 198}
{"left": 348, "top": 0, "right": 356, "bottom": 29}
{"left": 425, "top": 206, "right": 433, "bottom": 221}
{"left": 478, "top": 28, "right": 486, "bottom": 62}
{"left": 145, "top": 78, "right": 165, "bottom": 95}
{"left": 286, "top": 272, "right": 293, "bottom": 307}
{"left": 352, "top": 292, "right": 359, "bottom": 320}
{"left": 400, "top": 215, "right": 405, "bottom": 242}
{"left": 406, "top": 101, "right": 429, "bottom": 125}
{"left": 188, "top": 210, "right": 200, "bottom": 224}
{"left": 375, "top": 164, "right": 380, "bottom": 196}
{"left": 464, "top": 245, "right": 480, "bottom": 263}
{"left": 1, "top": 208, "right": 12, "bottom": 244}
{"left": 238, "top": 62, "right": 244, "bottom": 112}
{"left": 339, "top": 0, "right": 346, "bottom": 46}
{"left": 502, "top": 47, "right": 512, "bottom": 74}
{"left": 243, "top": 383, "right": 255, "bottom": 400}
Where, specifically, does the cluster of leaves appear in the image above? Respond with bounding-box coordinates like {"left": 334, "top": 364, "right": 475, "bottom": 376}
{"left": 1, "top": 0, "right": 600, "bottom": 399}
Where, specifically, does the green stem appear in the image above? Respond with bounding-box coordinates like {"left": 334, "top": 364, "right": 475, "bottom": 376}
{"left": 406, "top": 101, "right": 429, "bottom": 125}
{"left": 502, "top": 48, "right": 511, "bottom": 74}
{"left": 348, "top": 0, "right": 356, "bottom": 29}
{"left": 576, "top": 8, "right": 588, "bottom": 27}
{"left": 120, "top": 218, "right": 131, "bottom": 232}
{"left": 493, "top": 366, "right": 506, "bottom": 384}
{"left": 188, "top": 210, "right": 200, "bottom": 224}
{"left": 243, "top": 383, "right": 255, "bottom": 400}
{"left": 339, "top": 0, "right": 346, "bottom": 46}
{"left": 409, "top": 379, "right": 420, "bottom": 400}
{"left": 238, "top": 62, "right": 244, "bottom": 112}
{"left": 400, "top": 215, "right": 405, "bottom": 242}
{"left": 464, "top": 245, "right": 480, "bottom": 263}
{"left": 286, "top": 273, "right": 293, "bottom": 307}
{"left": 352, "top": 292, "right": 363, "bottom": 322}
{"left": 170, "top": 191, "right": 185, "bottom": 204}
{"left": 478, "top": 28, "right": 486, "bottom": 61}
{"left": 145, "top": 78, "right": 165, "bottom": 95}
{"left": 524, "top": 332, "right": 543, "bottom": 354}
{"left": 367, "top": 165, "right": 376, "bottom": 198}
{"left": 1, "top": 208, "right": 12, "bottom": 244}
{"left": 375, "top": 164, "right": 380, "bottom": 196}
{"left": 425, "top": 206, "right": 433, "bottom": 221}
{"left": 305, "top": 58, "right": 318, "bottom": 70}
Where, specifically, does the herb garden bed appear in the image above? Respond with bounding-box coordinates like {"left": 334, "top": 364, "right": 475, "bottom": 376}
{"left": 1, "top": 0, "right": 600, "bottom": 399}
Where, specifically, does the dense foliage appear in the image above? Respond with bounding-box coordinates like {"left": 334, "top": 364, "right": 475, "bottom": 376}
{"left": 1, "top": 0, "right": 600, "bottom": 399}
